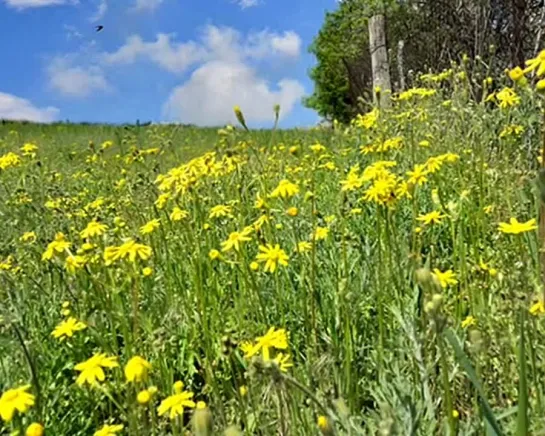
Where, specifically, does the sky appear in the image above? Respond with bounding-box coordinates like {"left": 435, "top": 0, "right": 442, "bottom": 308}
{"left": 0, "top": 0, "right": 336, "bottom": 128}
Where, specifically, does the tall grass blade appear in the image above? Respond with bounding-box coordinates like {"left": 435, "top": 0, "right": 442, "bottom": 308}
{"left": 444, "top": 329, "right": 504, "bottom": 436}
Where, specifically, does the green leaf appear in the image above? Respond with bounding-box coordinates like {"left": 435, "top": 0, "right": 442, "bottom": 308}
{"left": 444, "top": 329, "right": 504, "bottom": 436}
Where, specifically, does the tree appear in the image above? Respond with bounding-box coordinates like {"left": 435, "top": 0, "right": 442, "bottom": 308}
{"left": 306, "top": 0, "right": 545, "bottom": 122}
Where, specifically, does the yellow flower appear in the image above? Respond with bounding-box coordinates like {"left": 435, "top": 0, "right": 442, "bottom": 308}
{"left": 273, "top": 352, "right": 293, "bottom": 372}
{"left": 270, "top": 179, "right": 299, "bottom": 199}
{"left": 524, "top": 49, "right": 545, "bottom": 76}
{"left": 155, "top": 193, "right": 170, "bottom": 209}
{"left": 508, "top": 66, "right": 525, "bottom": 82}
{"left": 75, "top": 353, "right": 119, "bottom": 386}
{"left": 137, "top": 389, "right": 152, "bottom": 405}
{"left": 221, "top": 228, "right": 252, "bottom": 252}
{"left": 419, "top": 140, "right": 430, "bottom": 147}
{"left": 42, "top": 233, "right": 70, "bottom": 261}
{"left": 407, "top": 164, "right": 429, "bottom": 186}
{"left": 80, "top": 220, "right": 108, "bottom": 239}
{"left": 125, "top": 356, "right": 152, "bottom": 383}
{"left": 313, "top": 226, "right": 329, "bottom": 241}
{"left": 432, "top": 269, "right": 458, "bottom": 288}
{"left": 94, "top": 424, "right": 124, "bottom": 436}
{"left": 297, "top": 241, "right": 312, "bottom": 253}
{"left": 140, "top": 219, "right": 160, "bottom": 235}
{"left": 243, "top": 327, "right": 288, "bottom": 361}
{"left": 170, "top": 207, "right": 189, "bottom": 221}
{"left": 256, "top": 244, "right": 289, "bottom": 273}
{"left": 26, "top": 422, "right": 44, "bottom": 436}
{"left": 317, "top": 415, "right": 334, "bottom": 435}
{"left": 104, "top": 239, "right": 152, "bottom": 263}
{"left": 530, "top": 300, "right": 545, "bottom": 316}
{"left": 340, "top": 166, "right": 364, "bottom": 192}
{"left": 157, "top": 381, "right": 196, "bottom": 419}
{"left": 417, "top": 210, "right": 447, "bottom": 225}
{"left": 498, "top": 217, "right": 537, "bottom": 234}
{"left": 20, "top": 143, "right": 38, "bottom": 156}
{"left": 250, "top": 261, "right": 259, "bottom": 271}
{"left": 209, "top": 205, "right": 232, "bottom": 219}
{"left": 461, "top": 316, "right": 476, "bottom": 328}
{"left": 51, "top": 317, "right": 86, "bottom": 340}
{"left": 239, "top": 385, "right": 248, "bottom": 397}
{"left": 209, "top": 249, "right": 221, "bottom": 260}
{"left": 495, "top": 87, "right": 520, "bottom": 108}
{"left": 0, "top": 385, "right": 35, "bottom": 422}
{"left": 20, "top": 231, "right": 36, "bottom": 243}
{"left": 254, "top": 193, "right": 267, "bottom": 209}
{"left": 286, "top": 207, "right": 298, "bottom": 217}
{"left": 65, "top": 255, "right": 86, "bottom": 274}
{"left": 310, "top": 142, "right": 326, "bottom": 153}
{"left": 537, "top": 79, "right": 545, "bottom": 92}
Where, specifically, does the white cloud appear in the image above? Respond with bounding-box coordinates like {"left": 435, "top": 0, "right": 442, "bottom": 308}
{"left": 245, "top": 30, "right": 301, "bottom": 59}
{"left": 64, "top": 24, "right": 82, "bottom": 40}
{"left": 102, "top": 34, "right": 207, "bottom": 73}
{"left": 233, "top": 0, "right": 259, "bottom": 8}
{"left": 102, "top": 26, "right": 301, "bottom": 73}
{"left": 89, "top": 0, "right": 107, "bottom": 22}
{"left": 130, "top": 0, "right": 162, "bottom": 12}
{"left": 0, "top": 92, "right": 58, "bottom": 122}
{"left": 163, "top": 60, "right": 304, "bottom": 126}
{"left": 47, "top": 57, "right": 110, "bottom": 98}
{"left": 4, "top": 0, "right": 75, "bottom": 8}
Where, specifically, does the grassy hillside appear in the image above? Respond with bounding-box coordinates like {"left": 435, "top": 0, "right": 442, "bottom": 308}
{"left": 1, "top": 64, "right": 545, "bottom": 435}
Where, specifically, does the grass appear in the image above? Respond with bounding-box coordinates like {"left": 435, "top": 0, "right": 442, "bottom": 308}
{"left": 1, "top": 62, "right": 545, "bottom": 435}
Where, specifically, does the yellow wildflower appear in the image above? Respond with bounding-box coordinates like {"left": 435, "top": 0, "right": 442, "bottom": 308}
{"left": 221, "top": 228, "right": 252, "bottom": 252}
{"left": 170, "top": 207, "right": 189, "bottom": 221}
{"left": 243, "top": 327, "right": 288, "bottom": 361}
{"left": 125, "top": 356, "right": 152, "bottom": 383}
{"left": 0, "top": 385, "right": 35, "bottom": 422}
{"left": 75, "top": 353, "right": 119, "bottom": 386}
{"left": 256, "top": 244, "right": 289, "bottom": 273}
{"left": 270, "top": 179, "right": 299, "bottom": 199}
{"left": 94, "top": 424, "right": 124, "bottom": 436}
{"left": 42, "top": 233, "right": 70, "bottom": 261}
{"left": 498, "top": 217, "right": 537, "bottom": 234}
{"left": 51, "top": 317, "right": 86, "bottom": 340}
{"left": 417, "top": 210, "right": 447, "bottom": 225}
{"left": 26, "top": 422, "right": 44, "bottom": 436}
{"left": 157, "top": 381, "right": 196, "bottom": 419}
{"left": 432, "top": 269, "right": 458, "bottom": 288}
{"left": 140, "top": 219, "right": 160, "bottom": 235}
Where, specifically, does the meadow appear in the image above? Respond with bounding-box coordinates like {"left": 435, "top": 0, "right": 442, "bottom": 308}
{"left": 2, "top": 56, "right": 545, "bottom": 436}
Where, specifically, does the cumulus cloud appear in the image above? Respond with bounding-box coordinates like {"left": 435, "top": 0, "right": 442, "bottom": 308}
{"left": 4, "top": 0, "right": 75, "bottom": 8}
{"left": 233, "top": 0, "right": 259, "bottom": 8}
{"left": 160, "top": 26, "right": 304, "bottom": 125}
{"left": 47, "top": 57, "right": 110, "bottom": 98}
{"left": 163, "top": 60, "right": 304, "bottom": 126}
{"left": 89, "top": 0, "right": 107, "bottom": 22}
{"left": 130, "top": 0, "right": 162, "bottom": 12}
{"left": 102, "top": 34, "right": 207, "bottom": 73}
{"left": 102, "top": 25, "right": 301, "bottom": 72}
{"left": 0, "top": 92, "right": 58, "bottom": 122}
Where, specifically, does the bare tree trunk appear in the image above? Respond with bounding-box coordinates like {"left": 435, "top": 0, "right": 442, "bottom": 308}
{"left": 369, "top": 14, "right": 392, "bottom": 107}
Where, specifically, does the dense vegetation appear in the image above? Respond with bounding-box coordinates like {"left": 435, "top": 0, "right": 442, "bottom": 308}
{"left": 305, "top": 0, "right": 545, "bottom": 122}
{"left": 3, "top": 54, "right": 545, "bottom": 434}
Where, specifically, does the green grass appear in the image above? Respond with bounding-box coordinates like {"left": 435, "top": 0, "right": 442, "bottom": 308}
{"left": 1, "top": 66, "right": 545, "bottom": 435}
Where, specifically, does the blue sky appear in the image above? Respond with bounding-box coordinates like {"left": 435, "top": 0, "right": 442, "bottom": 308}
{"left": 0, "top": 0, "right": 335, "bottom": 127}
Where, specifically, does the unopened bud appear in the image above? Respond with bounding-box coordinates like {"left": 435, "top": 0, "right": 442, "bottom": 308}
{"left": 193, "top": 402, "right": 213, "bottom": 436}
